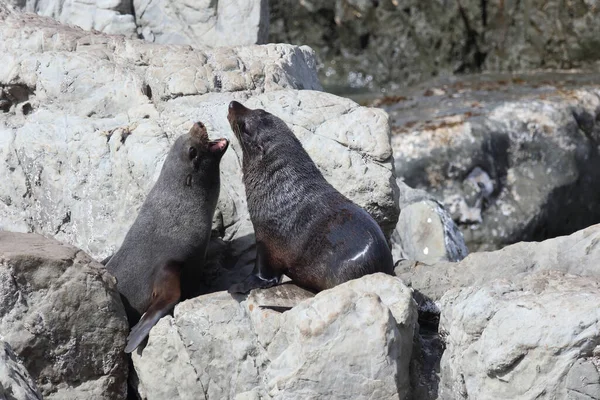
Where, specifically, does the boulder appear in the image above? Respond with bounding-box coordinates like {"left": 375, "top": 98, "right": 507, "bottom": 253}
{"left": 0, "top": 340, "right": 42, "bottom": 400}
{"left": 392, "top": 179, "right": 468, "bottom": 264}
{"left": 0, "top": 232, "right": 129, "bottom": 399}
{"left": 0, "top": 9, "right": 398, "bottom": 286}
{"left": 387, "top": 73, "right": 600, "bottom": 251}
{"left": 131, "top": 273, "right": 418, "bottom": 400}
{"left": 438, "top": 270, "right": 600, "bottom": 399}
{"left": 396, "top": 223, "right": 600, "bottom": 303}
{"left": 134, "top": 0, "right": 269, "bottom": 47}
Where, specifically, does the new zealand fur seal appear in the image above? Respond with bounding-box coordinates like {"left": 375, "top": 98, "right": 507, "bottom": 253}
{"left": 226, "top": 101, "right": 393, "bottom": 294}
{"left": 105, "top": 122, "right": 229, "bottom": 353}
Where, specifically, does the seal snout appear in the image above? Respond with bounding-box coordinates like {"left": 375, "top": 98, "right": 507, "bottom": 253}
{"left": 228, "top": 101, "right": 249, "bottom": 124}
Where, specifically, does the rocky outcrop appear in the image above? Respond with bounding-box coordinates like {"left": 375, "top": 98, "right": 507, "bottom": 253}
{"left": 5, "top": 0, "right": 136, "bottom": 37}
{"left": 0, "top": 341, "right": 42, "bottom": 400}
{"left": 131, "top": 273, "right": 417, "bottom": 400}
{"left": 0, "top": 8, "right": 397, "bottom": 284}
{"left": 392, "top": 179, "right": 467, "bottom": 264}
{"left": 270, "top": 1, "right": 600, "bottom": 91}
{"left": 0, "top": 232, "right": 129, "bottom": 399}
{"left": 134, "top": 0, "right": 269, "bottom": 47}
{"left": 5, "top": 0, "right": 269, "bottom": 48}
{"left": 386, "top": 73, "right": 600, "bottom": 251}
{"left": 397, "top": 224, "right": 600, "bottom": 399}
{"left": 439, "top": 271, "right": 600, "bottom": 399}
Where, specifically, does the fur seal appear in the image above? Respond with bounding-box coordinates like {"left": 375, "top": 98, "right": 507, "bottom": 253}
{"left": 226, "top": 101, "right": 393, "bottom": 294}
{"left": 106, "top": 122, "right": 229, "bottom": 353}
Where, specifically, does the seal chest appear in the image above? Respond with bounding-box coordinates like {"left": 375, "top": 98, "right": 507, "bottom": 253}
{"left": 227, "top": 101, "right": 394, "bottom": 294}
{"left": 105, "top": 121, "right": 229, "bottom": 353}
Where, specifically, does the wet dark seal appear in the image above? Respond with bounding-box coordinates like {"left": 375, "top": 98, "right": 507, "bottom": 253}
{"left": 106, "top": 122, "right": 229, "bottom": 353}
{"left": 226, "top": 101, "right": 394, "bottom": 294}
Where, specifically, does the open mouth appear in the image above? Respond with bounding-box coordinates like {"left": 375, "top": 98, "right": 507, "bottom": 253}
{"left": 208, "top": 138, "right": 229, "bottom": 152}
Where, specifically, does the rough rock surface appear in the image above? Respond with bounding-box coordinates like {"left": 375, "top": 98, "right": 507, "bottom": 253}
{"left": 0, "top": 232, "right": 129, "bottom": 399}
{"left": 439, "top": 270, "right": 600, "bottom": 399}
{"left": 384, "top": 72, "right": 600, "bottom": 251}
{"left": 270, "top": 0, "right": 600, "bottom": 91}
{"left": 392, "top": 179, "right": 467, "bottom": 264}
{"left": 0, "top": 8, "right": 397, "bottom": 281}
{"left": 396, "top": 222, "right": 600, "bottom": 303}
{"left": 134, "top": 0, "right": 269, "bottom": 47}
{"left": 131, "top": 273, "right": 417, "bottom": 400}
{"left": 6, "top": 0, "right": 269, "bottom": 48}
{"left": 6, "top": 0, "right": 136, "bottom": 37}
{"left": 0, "top": 340, "right": 42, "bottom": 400}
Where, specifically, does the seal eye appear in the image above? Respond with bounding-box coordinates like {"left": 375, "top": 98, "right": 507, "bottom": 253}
{"left": 188, "top": 147, "right": 197, "bottom": 160}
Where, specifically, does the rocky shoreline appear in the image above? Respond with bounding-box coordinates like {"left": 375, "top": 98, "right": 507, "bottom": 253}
{"left": 1, "top": 2, "right": 600, "bottom": 399}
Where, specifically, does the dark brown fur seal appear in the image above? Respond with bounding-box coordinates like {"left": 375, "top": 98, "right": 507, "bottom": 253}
{"left": 226, "top": 101, "right": 393, "bottom": 294}
{"left": 106, "top": 122, "right": 228, "bottom": 353}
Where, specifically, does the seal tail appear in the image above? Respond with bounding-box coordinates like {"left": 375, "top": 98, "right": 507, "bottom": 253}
{"left": 124, "top": 261, "right": 182, "bottom": 353}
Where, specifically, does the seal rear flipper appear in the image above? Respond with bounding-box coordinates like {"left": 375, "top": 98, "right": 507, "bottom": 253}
{"left": 124, "top": 261, "right": 182, "bottom": 353}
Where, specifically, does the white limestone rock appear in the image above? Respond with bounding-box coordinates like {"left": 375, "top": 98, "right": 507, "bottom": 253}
{"left": 438, "top": 270, "right": 600, "bottom": 400}
{"left": 131, "top": 273, "right": 417, "bottom": 400}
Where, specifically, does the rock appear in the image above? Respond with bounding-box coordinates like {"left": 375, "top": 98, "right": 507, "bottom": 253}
{"left": 392, "top": 179, "right": 468, "bottom": 264}
{"left": 0, "top": 9, "right": 397, "bottom": 286}
{"left": 134, "top": 0, "right": 269, "bottom": 47}
{"left": 132, "top": 273, "right": 417, "bottom": 400}
{"left": 438, "top": 270, "right": 600, "bottom": 399}
{"left": 0, "top": 340, "right": 42, "bottom": 400}
{"left": 0, "top": 232, "right": 129, "bottom": 400}
{"left": 7, "top": 0, "right": 136, "bottom": 37}
{"left": 396, "top": 223, "right": 600, "bottom": 303}
{"left": 270, "top": 1, "right": 600, "bottom": 91}
{"left": 6, "top": 0, "right": 269, "bottom": 48}
{"left": 386, "top": 72, "right": 600, "bottom": 251}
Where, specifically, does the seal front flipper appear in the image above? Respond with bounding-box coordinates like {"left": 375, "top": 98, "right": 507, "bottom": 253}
{"left": 228, "top": 274, "right": 280, "bottom": 294}
{"left": 124, "top": 261, "right": 182, "bottom": 353}
{"left": 228, "top": 242, "right": 281, "bottom": 294}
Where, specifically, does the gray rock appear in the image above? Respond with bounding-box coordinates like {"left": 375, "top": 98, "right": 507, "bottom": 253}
{"left": 6, "top": 0, "right": 269, "bottom": 49}
{"left": 7, "top": 0, "right": 136, "bottom": 37}
{"left": 270, "top": 1, "right": 600, "bottom": 91}
{"left": 392, "top": 179, "right": 468, "bottom": 264}
{"left": 134, "top": 0, "right": 269, "bottom": 47}
{"left": 0, "top": 340, "right": 42, "bottom": 400}
{"left": 386, "top": 72, "right": 600, "bottom": 251}
{"left": 396, "top": 222, "right": 600, "bottom": 303}
{"left": 0, "top": 9, "right": 397, "bottom": 285}
{"left": 132, "top": 273, "right": 417, "bottom": 400}
{"left": 438, "top": 270, "right": 600, "bottom": 399}
{"left": 0, "top": 232, "right": 129, "bottom": 399}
